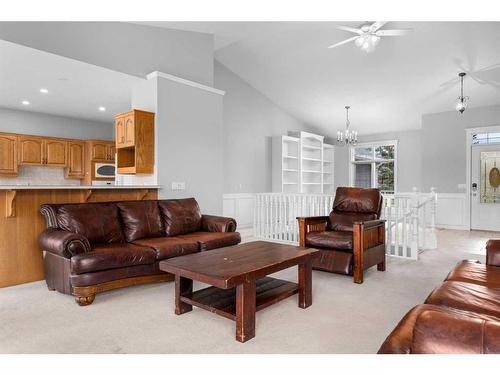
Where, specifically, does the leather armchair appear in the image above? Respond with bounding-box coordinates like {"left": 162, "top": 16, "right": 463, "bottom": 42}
{"left": 297, "top": 187, "right": 386, "bottom": 284}
{"left": 486, "top": 239, "right": 500, "bottom": 267}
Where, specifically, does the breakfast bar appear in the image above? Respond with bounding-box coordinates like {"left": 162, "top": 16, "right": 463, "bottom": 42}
{"left": 0, "top": 185, "right": 160, "bottom": 287}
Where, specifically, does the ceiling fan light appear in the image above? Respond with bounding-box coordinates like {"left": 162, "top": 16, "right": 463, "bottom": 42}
{"left": 371, "top": 35, "right": 381, "bottom": 45}
{"left": 355, "top": 37, "right": 364, "bottom": 47}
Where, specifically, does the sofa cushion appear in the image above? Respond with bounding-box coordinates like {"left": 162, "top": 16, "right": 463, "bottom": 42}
{"left": 178, "top": 231, "right": 241, "bottom": 251}
{"left": 57, "top": 203, "right": 123, "bottom": 244}
{"left": 445, "top": 260, "right": 500, "bottom": 288}
{"left": 425, "top": 281, "right": 500, "bottom": 318}
{"left": 117, "top": 201, "right": 164, "bottom": 242}
{"left": 305, "top": 231, "right": 353, "bottom": 250}
{"left": 332, "top": 187, "right": 381, "bottom": 214}
{"left": 133, "top": 237, "right": 199, "bottom": 260}
{"left": 328, "top": 212, "right": 377, "bottom": 231}
{"left": 158, "top": 198, "right": 202, "bottom": 236}
{"left": 70, "top": 243, "right": 156, "bottom": 274}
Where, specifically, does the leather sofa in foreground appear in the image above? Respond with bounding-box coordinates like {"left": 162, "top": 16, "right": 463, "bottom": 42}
{"left": 39, "top": 198, "right": 240, "bottom": 306}
{"left": 378, "top": 239, "right": 500, "bottom": 354}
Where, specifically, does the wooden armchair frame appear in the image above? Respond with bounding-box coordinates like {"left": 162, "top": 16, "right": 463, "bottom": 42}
{"left": 297, "top": 216, "right": 386, "bottom": 283}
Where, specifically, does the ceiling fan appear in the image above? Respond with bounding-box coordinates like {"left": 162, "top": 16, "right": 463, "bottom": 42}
{"left": 328, "top": 22, "right": 412, "bottom": 52}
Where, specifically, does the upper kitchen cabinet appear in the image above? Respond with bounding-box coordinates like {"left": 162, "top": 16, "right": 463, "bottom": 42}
{"left": 18, "top": 135, "right": 67, "bottom": 167}
{"left": 115, "top": 109, "right": 154, "bottom": 174}
{"left": 0, "top": 133, "right": 18, "bottom": 177}
{"left": 65, "top": 140, "right": 85, "bottom": 179}
{"left": 88, "top": 140, "right": 115, "bottom": 161}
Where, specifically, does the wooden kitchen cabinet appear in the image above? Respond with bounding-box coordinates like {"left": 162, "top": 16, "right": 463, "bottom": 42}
{"left": 44, "top": 138, "right": 67, "bottom": 167}
{"left": 88, "top": 140, "right": 115, "bottom": 161}
{"left": 0, "top": 133, "right": 18, "bottom": 176}
{"left": 65, "top": 141, "right": 85, "bottom": 179}
{"left": 18, "top": 135, "right": 44, "bottom": 165}
{"left": 115, "top": 109, "right": 154, "bottom": 174}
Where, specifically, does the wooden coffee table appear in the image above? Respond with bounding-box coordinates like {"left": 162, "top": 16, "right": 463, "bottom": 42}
{"left": 159, "top": 241, "right": 318, "bottom": 342}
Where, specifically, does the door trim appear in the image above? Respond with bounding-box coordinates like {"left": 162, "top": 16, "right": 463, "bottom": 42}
{"left": 465, "top": 125, "right": 500, "bottom": 231}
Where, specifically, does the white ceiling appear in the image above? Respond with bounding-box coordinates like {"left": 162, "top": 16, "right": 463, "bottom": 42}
{"left": 0, "top": 40, "right": 141, "bottom": 123}
{"left": 140, "top": 22, "right": 500, "bottom": 135}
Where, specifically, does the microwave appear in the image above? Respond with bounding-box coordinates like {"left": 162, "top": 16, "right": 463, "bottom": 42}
{"left": 93, "top": 162, "right": 116, "bottom": 180}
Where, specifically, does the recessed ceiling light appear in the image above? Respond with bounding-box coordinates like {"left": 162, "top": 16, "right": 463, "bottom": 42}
{"left": 98, "top": 106, "right": 106, "bottom": 112}
{"left": 39, "top": 88, "right": 49, "bottom": 94}
{"left": 22, "top": 100, "right": 30, "bottom": 105}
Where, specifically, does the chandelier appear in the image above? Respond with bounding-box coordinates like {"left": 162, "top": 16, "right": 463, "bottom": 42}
{"left": 337, "top": 106, "right": 358, "bottom": 146}
{"left": 456, "top": 72, "right": 469, "bottom": 114}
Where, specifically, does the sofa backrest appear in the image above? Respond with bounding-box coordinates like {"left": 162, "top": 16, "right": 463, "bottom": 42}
{"left": 40, "top": 197, "right": 203, "bottom": 244}
{"left": 158, "top": 198, "right": 202, "bottom": 236}
{"left": 328, "top": 187, "right": 382, "bottom": 231}
{"left": 55, "top": 203, "right": 124, "bottom": 244}
{"left": 117, "top": 200, "right": 165, "bottom": 242}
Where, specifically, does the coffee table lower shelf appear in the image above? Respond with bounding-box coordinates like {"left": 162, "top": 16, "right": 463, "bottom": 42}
{"left": 180, "top": 276, "right": 298, "bottom": 321}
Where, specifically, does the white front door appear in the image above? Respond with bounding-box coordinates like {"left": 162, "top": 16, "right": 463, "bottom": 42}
{"left": 471, "top": 144, "right": 500, "bottom": 231}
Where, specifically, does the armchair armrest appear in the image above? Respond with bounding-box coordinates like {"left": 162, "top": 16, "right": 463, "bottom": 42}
{"left": 486, "top": 239, "right": 500, "bottom": 267}
{"left": 38, "top": 228, "right": 91, "bottom": 258}
{"left": 412, "top": 310, "right": 500, "bottom": 354}
{"left": 297, "top": 216, "right": 329, "bottom": 246}
{"left": 201, "top": 215, "right": 237, "bottom": 232}
{"left": 353, "top": 219, "right": 386, "bottom": 229}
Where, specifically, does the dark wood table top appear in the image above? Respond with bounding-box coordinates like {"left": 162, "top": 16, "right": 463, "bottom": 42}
{"left": 159, "top": 240, "right": 318, "bottom": 289}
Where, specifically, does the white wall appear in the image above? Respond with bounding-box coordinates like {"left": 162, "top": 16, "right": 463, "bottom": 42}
{"left": 0, "top": 107, "right": 113, "bottom": 140}
{"left": 214, "top": 61, "right": 322, "bottom": 193}
{"left": 0, "top": 22, "right": 215, "bottom": 85}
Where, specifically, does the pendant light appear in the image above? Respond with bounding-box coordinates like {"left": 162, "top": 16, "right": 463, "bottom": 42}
{"left": 456, "top": 72, "right": 469, "bottom": 114}
{"left": 337, "top": 106, "right": 358, "bottom": 146}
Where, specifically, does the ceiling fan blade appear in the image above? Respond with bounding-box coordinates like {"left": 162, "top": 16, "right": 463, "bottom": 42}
{"left": 336, "top": 25, "right": 363, "bottom": 34}
{"left": 439, "top": 77, "right": 459, "bottom": 88}
{"left": 376, "top": 29, "right": 413, "bottom": 36}
{"left": 370, "top": 21, "right": 387, "bottom": 32}
{"left": 327, "top": 36, "right": 359, "bottom": 49}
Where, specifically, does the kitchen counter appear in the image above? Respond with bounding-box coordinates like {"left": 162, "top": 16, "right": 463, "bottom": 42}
{"left": 0, "top": 185, "right": 161, "bottom": 190}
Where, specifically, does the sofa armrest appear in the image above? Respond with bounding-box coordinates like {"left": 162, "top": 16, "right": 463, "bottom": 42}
{"left": 412, "top": 310, "right": 500, "bottom": 354}
{"left": 486, "top": 239, "right": 500, "bottom": 267}
{"left": 38, "top": 228, "right": 91, "bottom": 258}
{"left": 297, "top": 216, "right": 329, "bottom": 246}
{"left": 201, "top": 215, "right": 237, "bottom": 232}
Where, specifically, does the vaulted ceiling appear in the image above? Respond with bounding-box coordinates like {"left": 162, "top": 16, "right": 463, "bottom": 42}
{"left": 139, "top": 22, "right": 500, "bottom": 135}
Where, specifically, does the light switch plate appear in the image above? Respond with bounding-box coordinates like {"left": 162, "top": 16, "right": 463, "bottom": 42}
{"left": 171, "top": 182, "right": 185, "bottom": 191}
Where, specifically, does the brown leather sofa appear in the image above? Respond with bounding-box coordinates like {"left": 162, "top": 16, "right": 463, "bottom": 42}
{"left": 378, "top": 239, "right": 500, "bottom": 354}
{"left": 39, "top": 198, "right": 240, "bottom": 306}
{"left": 298, "top": 187, "right": 386, "bottom": 283}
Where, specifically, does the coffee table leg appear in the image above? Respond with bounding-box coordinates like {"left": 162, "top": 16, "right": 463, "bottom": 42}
{"left": 235, "top": 279, "right": 256, "bottom": 342}
{"left": 175, "top": 275, "right": 193, "bottom": 315}
{"left": 298, "top": 260, "right": 312, "bottom": 308}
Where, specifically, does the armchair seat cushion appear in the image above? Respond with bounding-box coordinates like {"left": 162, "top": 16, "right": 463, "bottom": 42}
{"left": 445, "top": 260, "right": 500, "bottom": 288}
{"left": 132, "top": 237, "right": 199, "bottom": 260}
{"left": 70, "top": 243, "right": 156, "bottom": 275}
{"left": 305, "top": 231, "right": 353, "bottom": 251}
{"left": 179, "top": 231, "right": 241, "bottom": 251}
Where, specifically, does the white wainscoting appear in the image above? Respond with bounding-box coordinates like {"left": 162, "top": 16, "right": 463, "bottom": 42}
{"left": 222, "top": 193, "right": 255, "bottom": 228}
{"left": 435, "top": 193, "right": 468, "bottom": 230}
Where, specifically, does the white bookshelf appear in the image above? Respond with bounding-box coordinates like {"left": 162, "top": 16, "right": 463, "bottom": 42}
{"left": 272, "top": 136, "right": 300, "bottom": 193}
{"left": 272, "top": 132, "right": 335, "bottom": 194}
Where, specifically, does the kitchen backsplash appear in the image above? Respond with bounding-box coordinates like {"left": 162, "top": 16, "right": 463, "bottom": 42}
{"left": 0, "top": 166, "right": 81, "bottom": 186}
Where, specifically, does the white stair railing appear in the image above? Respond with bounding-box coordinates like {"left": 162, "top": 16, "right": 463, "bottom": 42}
{"left": 253, "top": 188, "right": 437, "bottom": 260}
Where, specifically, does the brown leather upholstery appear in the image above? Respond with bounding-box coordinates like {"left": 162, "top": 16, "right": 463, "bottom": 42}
{"left": 312, "top": 249, "right": 352, "bottom": 275}
{"left": 70, "top": 243, "right": 156, "bottom": 274}
{"left": 445, "top": 260, "right": 500, "bottom": 288}
{"left": 158, "top": 198, "right": 202, "bottom": 236}
{"left": 379, "top": 245, "right": 500, "bottom": 354}
{"left": 328, "top": 212, "right": 377, "bottom": 232}
{"left": 179, "top": 231, "right": 241, "bottom": 251}
{"left": 133, "top": 237, "right": 199, "bottom": 260}
{"left": 332, "top": 187, "right": 382, "bottom": 214}
{"left": 486, "top": 239, "right": 500, "bottom": 267}
{"left": 306, "top": 231, "right": 352, "bottom": 250}
{"left": 57, "top": 203, "right": 124, "bottom": 244}
{"left": 412, "top": 310, "right": 500, "bottom": 354}
{"left": 201, "top": 214, "right": 237, "bottom": 232}
{"left": 117, "top": 200, "right": 164, "bottom": 242}
{"left": 425, "top": 281, "right": 500, "bottom": 317}
{"left": 39, "top": 228, "right": 91, "bottom": 258}
{"left": 39, "top": 198, "right": 240, "bottom": 304}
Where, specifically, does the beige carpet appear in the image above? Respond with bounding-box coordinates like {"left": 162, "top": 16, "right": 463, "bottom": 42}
{"left": 0, "top": 229, "right": 494, "bottom": 354}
